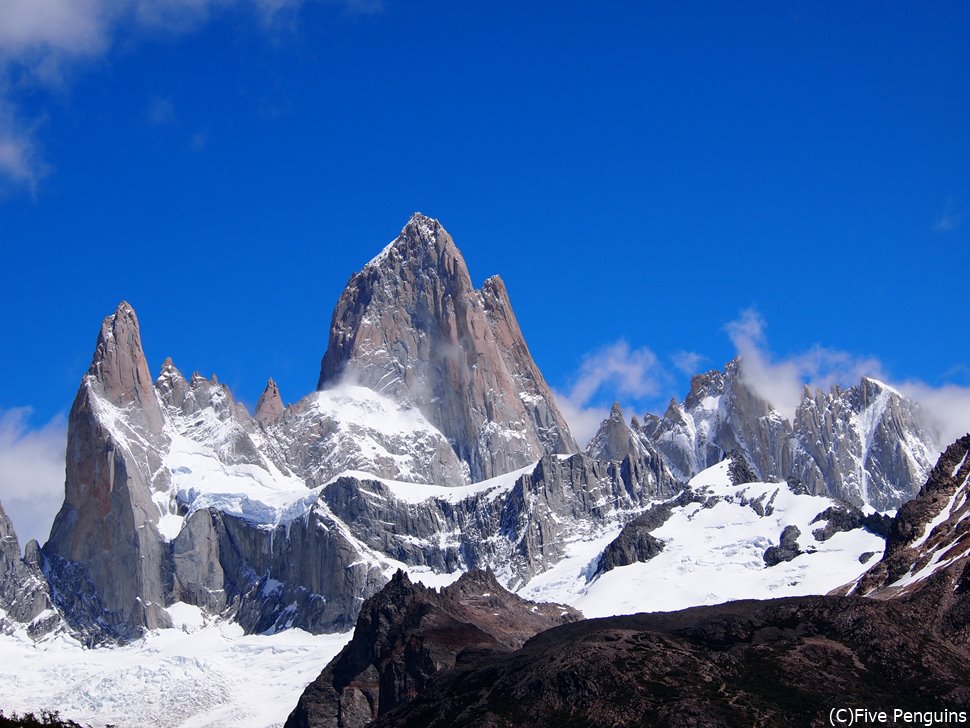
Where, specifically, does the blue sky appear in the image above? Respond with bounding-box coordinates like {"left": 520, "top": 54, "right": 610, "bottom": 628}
{"left": 0, "top": 1, "right": 968, "bottom": 542}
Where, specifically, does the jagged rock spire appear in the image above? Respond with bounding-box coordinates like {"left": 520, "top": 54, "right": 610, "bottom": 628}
{"left": 255, "top": 378, "right": 284, "bottom": 426}
{"left": 87, "top": 301, "right": 163, "bottom": 430}
{"left": 45, "top": 301, "right": 172, "bottom": 638}
{"left": 156, "top": 357, "right": 188, "bottom": 409}
{"left": 317, "top": 213, "right": 576, "bottom": 482}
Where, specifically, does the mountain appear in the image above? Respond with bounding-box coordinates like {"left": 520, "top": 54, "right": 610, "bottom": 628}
{"left": 637, "top": 358, "right": 938, "bottom": 509}
{"left": 44, "top": 302, "right": 173, "bottom": 639}
{"left": 519, "top": 458, "right": 888, "bottom": 616}
{"left": 318, "top": 213, "right": 576, "bottom": 482}
{"left": 1, "top": 211, "right": 959, "bottom": 728}
{"left": 23, "top": 215, "right": 672, "bottom": 644}
{"left": 285, "top": 569, "right": 580, "bottom": 728}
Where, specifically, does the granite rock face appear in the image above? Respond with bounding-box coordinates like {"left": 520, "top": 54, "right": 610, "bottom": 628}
{"left": 639, "top": 359, "right": 793, "bottom": 484}
{"left": 322, "top": 451, "right": 680, "bottom": 593}
{"left": 170, "top": 505, "right": 390, "bottom": 635}
{"left": 636, "top": 358, "right": 938, "bottom": 509}
{"left": 317, "top": 213, "right": 576, "bottom": 482}
{"left": 763, "top": 525, "right": 802, "bottom": 566}
{"left": 790, "top": 377, "right": 938, "bottom": 510}
{"left": 254, "top": 378, "right": 285, "bottom": 427}
{"left": 285, "top": 569, "right": 580, "bottom": 728}
{"left": 0, "top": 503, "right": 61, "bottom": 638}
{"left": 44, "top": 302, "right": 173, "bottom": 638}
{"left": 585, "top": 402, "right": 679, "bottom": 493}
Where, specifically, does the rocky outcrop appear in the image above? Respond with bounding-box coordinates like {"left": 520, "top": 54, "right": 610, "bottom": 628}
{"left": 370, "top": 596, "right": 970, "bottom": 727}
{"left": 323, "top": 453, "right": 681, "bottom": 593}
{"left": 44, "top": 302, "right": 173, "bottom": 638}
{"left": 842, "top": 435, "right": 970, "bottom": 648}
{"left": 791, "top": 377, "right": 938, "bottom": 510}
{"left": 727, "top": 448, "right": 757, "bottom": 486}
{"left": 594, "top": 512, "right": 666, "bottom": 575}
{"left": 638, "top": 359, "right": 793, "bottom": 484}
{"left": 584, "top": 402, "right": 679, "bottom": 497}
{"left": 636, "top": 358, "right": 938, "bottom": 509}
{"left": 285, "top": 569, "right": 580, "bottom": 728}
{"left": 763, "top": 525, "right": 802, "bottom": 566}
{"left": 317, "top": 213, "right": 576, "bottom": 482}
{"left": 810, "top": 505, "right": 892, "bottom": 542}
{"left": 254, "top": 378, "right": 284, "bottom": 427}
{"left": 0, "top": 503, "right": 61, "bottom": 638}
{"left": 170, "top": 505, "right": 389, "bottom": 635}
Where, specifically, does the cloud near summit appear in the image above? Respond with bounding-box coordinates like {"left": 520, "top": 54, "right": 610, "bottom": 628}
{"left": 556, "top": 310, "right": 970, "bottom": 453}
{"left": 726, "top": 308, "right": 970, "bottom": 447}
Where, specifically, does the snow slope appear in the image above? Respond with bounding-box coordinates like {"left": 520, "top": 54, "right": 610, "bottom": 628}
{"left": 0, "top": 605, "right": 350, "bottom": 728}
{"left": 520, "top": 460, "right": 885, "bottom": 617}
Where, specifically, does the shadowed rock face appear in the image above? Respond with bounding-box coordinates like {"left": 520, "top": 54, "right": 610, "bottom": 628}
{"left": 317, "top": 213, "right": 576, "bottom": 482}
{"left": 791, "top": 377, "right": 938, "bottom": 510}
{"left": 285, "top": 570, "right": 580, "bottom": 728}
{"left": 639, "top": 359, "right": 794, "bottom": 485}
{"left": 370, "top": 597, "right": 970, "bottom": 728}
{"left": 0, "top": 502, "right": 60, "bottom": 637}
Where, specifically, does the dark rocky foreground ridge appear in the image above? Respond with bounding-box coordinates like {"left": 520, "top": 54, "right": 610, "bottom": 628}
{"left": 367, "top": 596, "right": 970, "bottom": 728}
{"left": 285, "top": 569, "right": 580, "bottom": 728}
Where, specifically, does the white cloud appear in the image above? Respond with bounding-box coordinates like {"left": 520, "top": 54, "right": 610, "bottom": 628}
{"left": 898, "top": 382, "right": 970, "bottom": 448}
{"left": 0, "top": 128, "right": 41, "bottom": 191}
{"left": 0, "top": 0, "right": 112, "bottom": 58}
{"left": 567, "top": 340, "right": 663, "bottom": 405}
{"left": 557, "top": 340, "right": 665, "bottom": 447}
{"left": 553, "top": 392, "right": 609, "bottom": 452}
{"left": 725, "top": 308, "right": 970, "bottom": 451}
{"left": 671, "top": 350, "right": 705, "bottom": 376}
{"left": 726, "top": 308, "right": 885, "bottom": 421}
{"left": 0, "top": 0, "right": 380, "bottom": 188}
{"left": 0, "top": 408, "right": 66, "bottom": 548}
{"left": 934, "top": 196, "right": 962, "bottom": 233}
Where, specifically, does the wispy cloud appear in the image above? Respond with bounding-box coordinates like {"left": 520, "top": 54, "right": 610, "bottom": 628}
{"left": 0, "top": 408, "right": 66, "bottom": 548}
{"left": 726, "top": 308, "right": 885, "bottom": 420}
{"left": 897, "top": 382, "right": 970, "bottom": 449}
{"left": 671, "top": 350, "right": 705, "bottom": 376}
{"left": 0, "top": 0, "right": 378, "bottom": 189}
{"left": 557, "top": 340, "right": 666, "bottom": 447}
{"left": 725, "top": 308, "right": 970, "bottom": 448}
{"left": 934, "top": 196, "right": 962, "bottom": 233}
{"left": 146, "top": 96, "right": 176, "bottom": 125}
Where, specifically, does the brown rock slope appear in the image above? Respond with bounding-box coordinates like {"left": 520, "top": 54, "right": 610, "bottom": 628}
{"left": 372, "top": 597, "right": 970, "bottom": 728}
{"left": 285, "top": 569, "right": 580, "bottom": 728}
{"left": 841, "top": 433, "right": 970, "bottom": 648}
